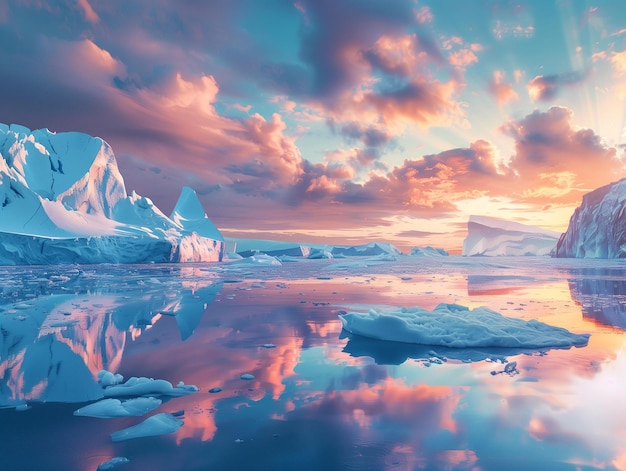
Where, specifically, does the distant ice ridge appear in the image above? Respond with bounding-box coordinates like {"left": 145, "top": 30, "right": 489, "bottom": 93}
{"left": 555, "top": 178, "right": 626, "bottom": 258}
{"left": 462, "top": 215, "right": 560, "bottom": 256}
{"left": 227, "top": 238, "right": 404, "bottom": 259}
{"left": 0, "top": 123, "right": 224, "bottom": 264}
{"left": 339, "top": 303, "right": 590, "bottom": 348}
{"left": 409, "top": 246, "right": 448, "bottom": 257}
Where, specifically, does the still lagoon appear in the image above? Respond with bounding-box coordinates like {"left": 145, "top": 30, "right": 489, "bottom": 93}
{"left": 1, "top": 256, "right": 625, "bottom": 471}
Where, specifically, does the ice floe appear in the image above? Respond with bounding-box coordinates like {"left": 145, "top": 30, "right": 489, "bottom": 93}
{"left": 110, "top": 412, "right": 184, "bottom": 442}
{"left": 103, "top": 375, "right": 199, "bottom": 398}
{"left": 339, "top": 303, "right": 590, "bottom": 348}
{"left": 73, "top": 397, "right": 162, "bottom": 418}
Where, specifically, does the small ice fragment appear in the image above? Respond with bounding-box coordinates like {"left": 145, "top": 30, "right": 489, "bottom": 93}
{"left": 97, "top": 457, "right": 130, "bottom": 470}
{"left": 504, "top": 361, "right": 518, "bottom": 374}
{"left": 235, "top": 438, "right": 244, "bottom": 443}
{"left": 15, "top": 403, "right": 30, "bottom": 411}
{"left": 261, "top": 344, "right": 276, "bottom": 349}
{"left": 110, "top": 413, "right": 184, "bottom": 442}
{"left": 209, "top": 387, "right": 222, "bottom": 393}
{"left": 240, "top": 374, "right": 255, "bottom": 380}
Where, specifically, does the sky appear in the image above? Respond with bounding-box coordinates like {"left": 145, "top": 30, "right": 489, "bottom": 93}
{"left": 1, "top": 0, "right": 625, "bottom": 252}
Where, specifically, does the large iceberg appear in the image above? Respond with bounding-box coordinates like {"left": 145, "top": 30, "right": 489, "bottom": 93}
{"left": 462, "top": 215, "right": 560, "bottom": 256}
{"left": 554, "top": 178, "right": 626, "bottom": 258}
{"left": 0, "top": 123, "right": 224, "bottom": 264}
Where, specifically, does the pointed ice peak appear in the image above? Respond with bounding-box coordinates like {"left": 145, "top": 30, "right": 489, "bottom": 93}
{"left": 171, "top": 186, "right": 206, "bottom": 221}
{"left": 171, "top": 186, "right": 223, "bottom": 241}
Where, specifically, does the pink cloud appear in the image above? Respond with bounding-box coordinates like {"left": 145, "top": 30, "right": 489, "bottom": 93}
{"left": 488, "top": 71, "right": 519, "bottom": 106}
{"left": 77, "top": 0, "right": 99, "bottom": 23}
{"left": 500, "top": 106, "right": 623, "bottom": 201}
{"left": 415, "top": 6, "right": 433, "bottom": 24}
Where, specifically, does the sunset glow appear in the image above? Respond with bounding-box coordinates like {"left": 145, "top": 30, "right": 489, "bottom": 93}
{"left": 1, "top": 1, "right": 625, "bottom": 250}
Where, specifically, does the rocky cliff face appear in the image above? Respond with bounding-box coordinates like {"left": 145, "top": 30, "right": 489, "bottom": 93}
{"left": 554, "top": 178, "right": 626, "bottom": 258}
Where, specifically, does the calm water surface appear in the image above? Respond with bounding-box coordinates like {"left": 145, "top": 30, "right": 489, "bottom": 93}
{"left": 1, "top": 257, "right": 626, "bottom": 471}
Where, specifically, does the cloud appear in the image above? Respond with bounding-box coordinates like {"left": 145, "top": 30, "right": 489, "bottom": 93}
{"left": 77, "top": 0, "right": 99, "bottom": 23}
{"left": 488, "top": 71, "right": 519, "bottom": 106}
{"left": 500, "top": 106, "right": 623, "bottom": 201}
{"left": 611, "top": 50, "right": 626, "bottom": 74}
{"left": 527, "top": 71, "right": 587, "bottom": 102}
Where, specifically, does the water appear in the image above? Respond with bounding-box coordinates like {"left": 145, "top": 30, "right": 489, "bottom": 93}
{"left": 1, "top": 257, "right": 626, "bottom": 470}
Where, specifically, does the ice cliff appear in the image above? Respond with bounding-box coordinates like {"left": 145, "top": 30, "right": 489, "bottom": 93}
{"left": 0, "top": 123, "right": 224, "bottom": 264}
{"left": 554, "top": 178, "right": 626, "bottom": 258}
{"left": 462, "top": 215, "right": 560, "bottom": 256}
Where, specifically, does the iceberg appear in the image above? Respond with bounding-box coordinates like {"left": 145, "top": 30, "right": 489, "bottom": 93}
{"left": 554, "top": 178, "right": 626, "bottom": 258}
{"left": 339, "top": 303, "right": 590, "bottom": 348}
{"left": 0, "top": 123, "right": 224, "bottom": 264}
{"left": 462, "top": 215, "right": 560, "bottom": 256}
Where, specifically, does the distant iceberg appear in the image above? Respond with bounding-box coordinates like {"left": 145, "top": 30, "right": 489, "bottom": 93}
{"left": 462, "top": 215, "right": 560, "bottom": 256}
{"left": 0, "top": 123, "right": 224, "bottom": 264}
{"left": 554, "top": 178, "right": 626, "bottom": 258}
{"left": 339, "top": 303, "right": 590, "bottom": 349}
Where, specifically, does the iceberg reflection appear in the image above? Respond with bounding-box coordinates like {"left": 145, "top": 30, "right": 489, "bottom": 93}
{"left": 0, "top": 265, "right": 222, "bottom": 407}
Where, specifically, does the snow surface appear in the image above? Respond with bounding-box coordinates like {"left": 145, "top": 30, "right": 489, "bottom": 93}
{"left": 0, "top": 123, "right": 224, "bottom": 264}
{"left": 339, "top": 303, "right": 590, "bottom": 348}
{"left": 462, "top": 215, "right": 560, "bottom": 256}
{"left": 555, "top": 178, "right": 626, "bottom": 258}
{"left": 110, "top": 413, "right": 184, "bottom": 442}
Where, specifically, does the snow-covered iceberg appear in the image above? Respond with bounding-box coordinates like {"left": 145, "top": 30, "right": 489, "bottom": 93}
{"left": 339, "top": 303, "right": 590, "bottom": 348}
{"left": 554, "top": 178, "right": 626, "bottom": 258}
{"left": 462, "top": 215, "right": 560, "bottom": 256}
{"left": 0, "top": 123, "right": 224, "bottom": 264}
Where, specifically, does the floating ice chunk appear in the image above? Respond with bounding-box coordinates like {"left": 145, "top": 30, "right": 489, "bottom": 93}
{"left": 262, "top": 343, "right": 276, "bottom": 348}
{"left": 229, "top": 254, "right": 282, "bottom": 266}
{"left": 73, "top": 397, "right": 162, "bottom": 418}
{"left": 208, "top": 387, "right": 222, "bottom": 393}
{"left": 240, "top": 373, "right": 255, "bottom": 380}
{"left": 104, "top": 376, "right": 199, "bottom": 398}
{"left": 491, "top": 360, "right": 520, "bottom": 376}
{"left": 98, "top": 370, "right": 124, "bottom": 387}
{"left": 110, "top": 413, "right": 184, "bottom": 442}
{"left": 339, "top": 303, "right": 590, "bottom": 349}
{"left": 96, "top": 457, "right": 130, "bottom": 470}
{"left": 308, "top": 249, "right": 333, "bottom": 259}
